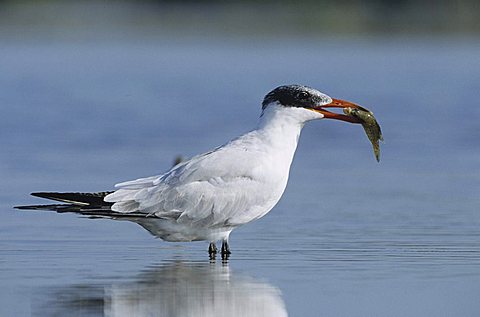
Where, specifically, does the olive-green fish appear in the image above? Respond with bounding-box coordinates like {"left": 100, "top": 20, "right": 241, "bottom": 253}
{"left": 343, "top": 106, "right": 383, "bottom": 162}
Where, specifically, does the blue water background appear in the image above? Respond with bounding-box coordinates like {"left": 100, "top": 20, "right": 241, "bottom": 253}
{"left": 1, "top": 37, "right": 479, "bottom": 316}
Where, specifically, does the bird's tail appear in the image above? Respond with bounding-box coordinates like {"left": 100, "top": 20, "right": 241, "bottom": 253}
{"left": 15, "top": 192, "right": 145, "bottom": 218}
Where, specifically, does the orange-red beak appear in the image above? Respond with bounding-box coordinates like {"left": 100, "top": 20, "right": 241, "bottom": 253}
{"left": 313, "top": 98, "right": 363, "bottom": 124}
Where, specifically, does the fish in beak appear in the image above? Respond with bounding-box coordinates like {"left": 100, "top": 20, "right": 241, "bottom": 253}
{"left": 313, "top": 98, "right": 384, "bottom": 162}
{"left": 313, "top": 98, "right": 364, "bottom": 123}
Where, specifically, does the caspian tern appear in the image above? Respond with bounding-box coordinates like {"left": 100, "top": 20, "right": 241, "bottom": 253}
{"left": 16, "top": 85, "right": 364, "bottom": 259}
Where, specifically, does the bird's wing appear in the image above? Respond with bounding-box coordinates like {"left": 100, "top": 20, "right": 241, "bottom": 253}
{"left": 29, "top": 191, "right": 114, "bottom": 206}
{"left": 104, "top": 144, "right": 272, "bottom": 227}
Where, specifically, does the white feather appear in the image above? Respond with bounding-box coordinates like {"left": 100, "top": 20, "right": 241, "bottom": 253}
{"left": 104, "top": 103, "right": 324, "bottom": 242}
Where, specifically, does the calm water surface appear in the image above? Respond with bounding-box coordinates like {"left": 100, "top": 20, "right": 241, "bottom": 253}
{"left": 1, "top": 38, "right": 479, "bottom": 316}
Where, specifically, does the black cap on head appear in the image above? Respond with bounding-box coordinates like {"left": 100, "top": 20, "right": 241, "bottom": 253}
{"left": 262, "top": 85, "right": 331, "bottom": 110}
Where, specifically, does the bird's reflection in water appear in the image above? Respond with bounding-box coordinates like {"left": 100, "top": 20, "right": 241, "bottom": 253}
{"left": 34, "top": 261, "right": 288, "bottom": 317}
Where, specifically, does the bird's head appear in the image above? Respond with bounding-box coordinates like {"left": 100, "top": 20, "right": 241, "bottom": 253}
{"left": 262, "top": 85, "right": 363, "bottom": 124}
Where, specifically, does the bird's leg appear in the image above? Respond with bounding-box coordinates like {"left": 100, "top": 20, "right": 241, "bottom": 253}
{"left": 221, "top": 240, "right": 231, "bottom": 259}
{"left": 208, "top": 242, "right": 217, "bottom": 259}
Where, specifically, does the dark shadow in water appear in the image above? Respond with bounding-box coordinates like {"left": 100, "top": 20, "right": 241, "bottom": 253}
{"left": 32, "top": 261, "right": 288, "bottom": 317}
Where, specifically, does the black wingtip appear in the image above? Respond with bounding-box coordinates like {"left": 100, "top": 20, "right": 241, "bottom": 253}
{"left": 28, "top": 191, "right": 114, "bottom": 206}
{"left": 14, "top": 204, "right": 67, "bottom": 211}
{"left": 14, "top": 205, "right": 27, "bottom": 209}
{"left": 31, "top": 192, "right": 52, "bottom": 199}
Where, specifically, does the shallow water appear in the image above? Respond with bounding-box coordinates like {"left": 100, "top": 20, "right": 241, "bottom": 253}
{"left": 1, "top": 38, "right": 480, "bottom": 316}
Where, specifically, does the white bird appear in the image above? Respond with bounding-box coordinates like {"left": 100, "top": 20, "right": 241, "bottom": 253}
{"left": 16, "top": 85, "right": 363, "bottom": 258}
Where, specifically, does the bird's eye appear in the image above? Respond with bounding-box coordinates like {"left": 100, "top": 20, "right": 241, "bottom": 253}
{"left": 298, "top": 92, "right": 309, "bottom": 100}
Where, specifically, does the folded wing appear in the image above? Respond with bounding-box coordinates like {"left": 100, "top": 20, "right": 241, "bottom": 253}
{"left": 105, "top": 148, "right": 270, "bottom": 227}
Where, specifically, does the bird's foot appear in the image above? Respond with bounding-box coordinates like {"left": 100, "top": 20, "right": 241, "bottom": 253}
{"left": 208, "top": 242, "right": 217, "bottom": 260}
{"left": 221, "top": 240, "right": 231, "bottom": 260}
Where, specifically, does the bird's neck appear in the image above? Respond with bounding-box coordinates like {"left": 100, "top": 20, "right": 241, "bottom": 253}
{"left": 256, "top": 105, "right": 306, "bottom": 159}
